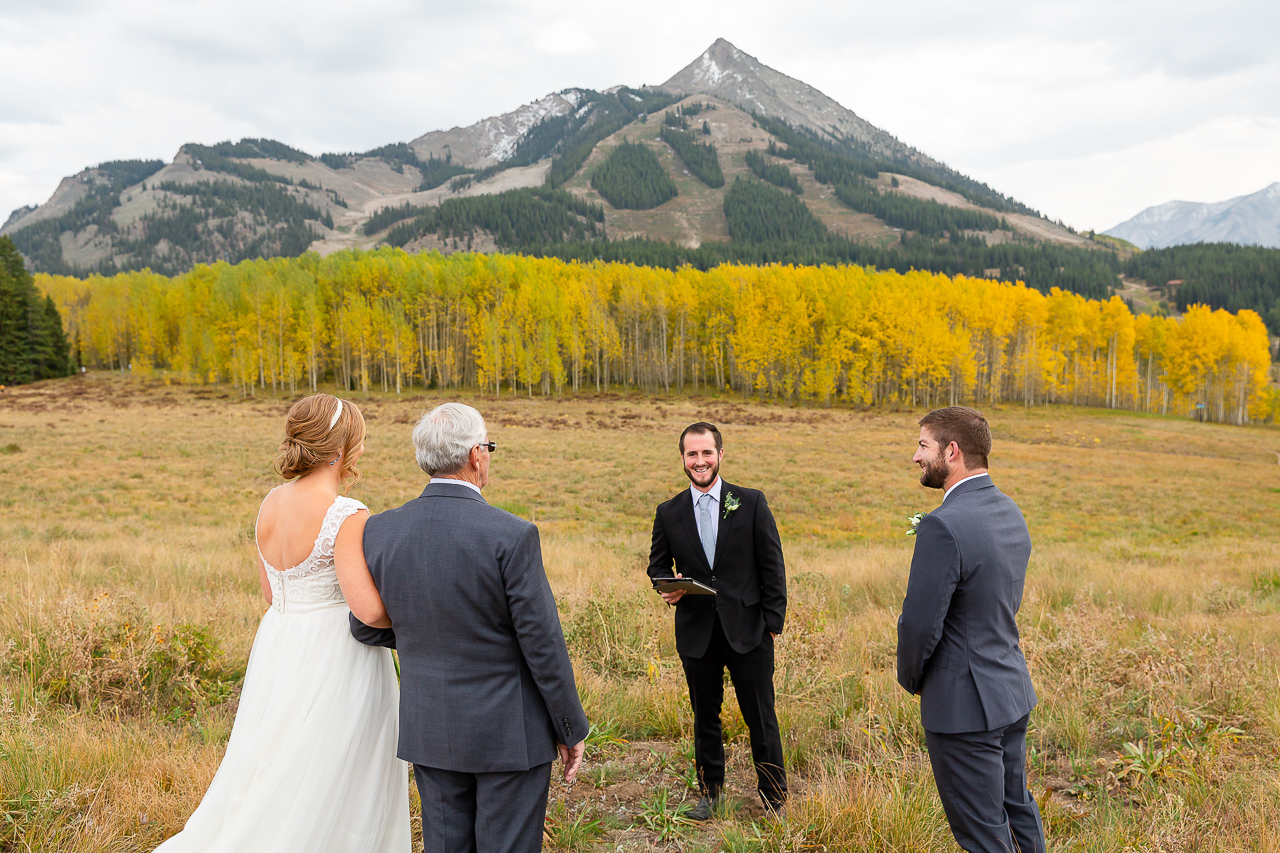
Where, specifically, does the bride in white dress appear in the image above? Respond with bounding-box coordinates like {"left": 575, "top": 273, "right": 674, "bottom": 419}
{"left": 155, "top": 394, "right": 410, "bottom": 853}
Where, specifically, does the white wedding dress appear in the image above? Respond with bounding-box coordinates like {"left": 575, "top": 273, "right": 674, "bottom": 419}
{"left": 155, "top": 495, "right": 410, "bottom": 853}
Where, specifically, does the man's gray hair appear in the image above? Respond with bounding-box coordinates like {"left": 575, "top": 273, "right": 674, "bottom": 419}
{"left": 413, "top": 403, "right": 487, "bottom": 476}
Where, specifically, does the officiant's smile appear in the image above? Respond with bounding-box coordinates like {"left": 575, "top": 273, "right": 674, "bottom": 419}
{"left": 682, "top": 432, "right": 721, "bottom": 490}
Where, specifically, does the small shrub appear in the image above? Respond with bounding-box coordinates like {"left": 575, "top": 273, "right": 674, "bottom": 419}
{"left": 0, "top": 444, "right": 19, "bottom": 454}
{"left": 2, "top": 592, "right": 242, "bottom": 719}
{"left": 544, "top": 799, "right": 603, "bottom": 851}
{"left": 563, "top": 591, "right": 659, "bottom": 678}
{"left": 632, "top": 786, "right": 693, "bottom": 840}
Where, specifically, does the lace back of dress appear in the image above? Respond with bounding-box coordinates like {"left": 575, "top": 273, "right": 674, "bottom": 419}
{"left": 261, "top": 496, "right": 366, "bottom": 612}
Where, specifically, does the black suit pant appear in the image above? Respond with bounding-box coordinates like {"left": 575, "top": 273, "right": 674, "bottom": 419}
{"left": 413, "top": 761, "right": 552, "bottom": 853}
{"left": 679, "top": 615, "right": 786, "bottom": 806}
{"left": 924, "top": 713, "right": 1045, "bottom": 853}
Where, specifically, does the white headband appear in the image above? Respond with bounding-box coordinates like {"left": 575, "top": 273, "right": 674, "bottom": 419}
{"left": 329, "top": 400, "right": 343, "bottom": 431}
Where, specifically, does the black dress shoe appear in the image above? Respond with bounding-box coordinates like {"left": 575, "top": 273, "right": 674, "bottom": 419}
{"left": 684, "top": 795, "right": 719, "bottom": 822}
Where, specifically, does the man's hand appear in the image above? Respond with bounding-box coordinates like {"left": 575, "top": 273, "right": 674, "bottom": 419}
{"left": 659, "top": 572, "right": 686, "bottom": 605}
{"left": 557, "top": 740, "right": 585, "bottom": 783}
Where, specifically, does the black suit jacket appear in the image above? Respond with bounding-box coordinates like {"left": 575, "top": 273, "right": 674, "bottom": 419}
{"left": 350, "top": 482, "right": 588, "bottom": 772}
{"left": 896, "top": 475, "right": 1037, "bottom": 734}
{"left": 647, "top": 480, "right": 786, "bottom": 658}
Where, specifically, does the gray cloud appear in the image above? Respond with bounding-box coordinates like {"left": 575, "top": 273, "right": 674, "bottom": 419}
{"left": 1, "top": 0, "right": 1277, "bottom": 232}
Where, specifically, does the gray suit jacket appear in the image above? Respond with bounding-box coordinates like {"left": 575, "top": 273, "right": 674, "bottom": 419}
{"left": 896, "top": 475, "right": 1037, "bottom": 734}
{"left": 352, "top": 482, "right": 588, "bottom": 772}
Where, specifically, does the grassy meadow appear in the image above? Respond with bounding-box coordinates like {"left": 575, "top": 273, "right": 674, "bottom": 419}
{"left": 1, "top": 372, "right": 1279, "bottom": 852}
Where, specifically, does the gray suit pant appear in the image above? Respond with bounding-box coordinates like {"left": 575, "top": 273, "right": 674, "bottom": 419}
{"left": 924, "top": 713, "right": 1045, "bottom": 853}
{"left": 413, "top": 762, "right": 552, "bottom": 853}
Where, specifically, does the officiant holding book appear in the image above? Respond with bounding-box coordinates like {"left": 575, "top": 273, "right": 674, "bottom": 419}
{"left": 647, "top": 422, "right": 788, "bottom": 820}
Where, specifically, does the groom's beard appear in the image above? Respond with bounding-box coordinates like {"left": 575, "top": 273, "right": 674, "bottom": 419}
{"left": 684, "top": 460, "right": 720, "bottom": 490}
{"left": 918, "top": 450, "right": 950, "bottom": 490}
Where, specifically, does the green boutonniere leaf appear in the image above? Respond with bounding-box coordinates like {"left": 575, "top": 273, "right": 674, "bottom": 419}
{"left": 905, "top": 511, "right": 927, "bottom": 537}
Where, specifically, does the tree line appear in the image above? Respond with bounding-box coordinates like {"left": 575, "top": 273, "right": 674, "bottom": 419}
{"left": 659, "top": 127, "right": 724, "bottom": 188}
{"left": 1124, "top": 242, "right": 1280, "bottom": 334}
{"left": 756, "top": 115, "right": 1039, "bottom": 217}
{"left": 0, "top": 236, "right": 74, "bottom": 384}
{"left": 590, "top": 142, "right": 679, "bottom": 210}
{"left": 832, "top": 179, "right": 1006, "bottom": 238}
{"left": 546, "top": 90, "right": 680, "bottom": 189}
{"left": 34, "top": 247, "right": 1272, "bottom": 424}
{"left": 744, "top": 150, "right": 802, "bottom": 194}
{"left": 723, "top": 178, "right": 825, "bottom": 243}
{"left": 762, "top": 129, "right": 1007, "bottom": 237}
{"left": 383, "top": 188, "right": 604, "bottom": 249}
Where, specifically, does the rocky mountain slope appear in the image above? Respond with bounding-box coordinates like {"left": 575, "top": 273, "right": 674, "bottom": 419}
{"left": 1105, "top": 182, "right": 1280, "bottom": 249}
{"left": 4, "top": 39, "right": 1093, "bottom": 279}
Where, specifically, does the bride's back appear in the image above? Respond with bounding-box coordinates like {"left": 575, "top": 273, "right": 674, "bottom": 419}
{"left": 256, "top": 484, "right": 343, "bottom": 571}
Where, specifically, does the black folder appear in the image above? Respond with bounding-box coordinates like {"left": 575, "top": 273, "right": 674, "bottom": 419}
{"left": 651, "top": 577, "right": 717, "bottom": 595}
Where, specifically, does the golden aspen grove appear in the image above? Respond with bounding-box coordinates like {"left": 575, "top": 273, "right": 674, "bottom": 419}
{"left": 35, "top": 248, "right": 1275, "bottom": 423}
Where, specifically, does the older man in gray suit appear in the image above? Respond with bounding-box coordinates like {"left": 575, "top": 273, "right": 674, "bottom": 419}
{"left": 897, "top": 406, "right": 1045, "bottom": 853}
{"left": 351, "top": 402, "right": 587, "bottom": 853}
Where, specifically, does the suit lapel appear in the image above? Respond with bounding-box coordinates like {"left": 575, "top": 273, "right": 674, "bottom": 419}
{"left": 712, "top": 481, "right": 739, "bottom": 569}
{"left": 675, "top": 488, "right": 713, "bottom": 574}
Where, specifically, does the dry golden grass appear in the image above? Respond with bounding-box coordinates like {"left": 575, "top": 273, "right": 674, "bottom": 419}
{"left": 1, "top": 372, "right": 1279, "bottom": 851}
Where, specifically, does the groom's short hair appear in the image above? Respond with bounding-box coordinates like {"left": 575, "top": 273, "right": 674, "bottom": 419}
{"left": 414, "top": 403, "right": 487, "bottom": 476}
{"left": 919, "top": 406, "right": 991, "bottom": 470}
{"left": 679, "top": 422, "right": 722, "bottom": 454}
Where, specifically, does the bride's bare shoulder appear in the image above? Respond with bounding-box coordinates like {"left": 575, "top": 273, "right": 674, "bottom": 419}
{"left": 257, "top": 484, "right": 338, "bottom": 536}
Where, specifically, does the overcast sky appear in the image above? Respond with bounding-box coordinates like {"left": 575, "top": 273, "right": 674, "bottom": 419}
{"left": 2, "top": 0, "right": 1277, "bottom": 232}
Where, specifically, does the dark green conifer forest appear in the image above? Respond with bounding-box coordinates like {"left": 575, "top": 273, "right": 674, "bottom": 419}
{"left": 744, "top": 149, "right": 801, "bottom": 194}
{"left": 590, "top": 142, "right": 679, "bottom": 210}
{"left": 0, "top": 236, "right": 73, "bottom": 385}
{"left": 659, "top": 127, "right": 724, "bottom": 188}
{"left": 1124, "top": 243, "right": 1280, "bottom": 333}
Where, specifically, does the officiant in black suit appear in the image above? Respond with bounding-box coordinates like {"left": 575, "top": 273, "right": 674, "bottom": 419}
{"left": 647, "top": 422, "right": 787, "bottom": 820}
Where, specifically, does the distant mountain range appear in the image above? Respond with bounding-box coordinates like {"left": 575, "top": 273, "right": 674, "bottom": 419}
{"left": 1105, "top": 182, "right": 1280, "bottom": 250}
{"left": 3, "top": 38, "right": 1114, "bottom": 292}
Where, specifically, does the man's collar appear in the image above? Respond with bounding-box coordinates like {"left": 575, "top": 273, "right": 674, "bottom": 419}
{"left": 942, "top": 472, "right": 990, "bottom": 503}
{"left": 430, "top": 477, "right": 483, "bottom": 496}
{"left": 690, "top": 476, "right": 723, "bottom": 503}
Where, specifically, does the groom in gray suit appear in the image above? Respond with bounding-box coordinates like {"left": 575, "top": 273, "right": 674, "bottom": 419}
{"left": 351, "top": 402, "right": 588, "bottom": 853}
{"left": 897, "top": 407, "right": 1045, "bottom": 853}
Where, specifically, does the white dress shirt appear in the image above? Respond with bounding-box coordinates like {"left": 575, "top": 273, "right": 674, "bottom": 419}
{"left": 943, "top": 472, "right": 989, "bottom": 503}
{"left": 690, "top": 477, "right": 722, "bottom": 545}
{"left": 430, "top": 477, "right": 482, "bottom": 496}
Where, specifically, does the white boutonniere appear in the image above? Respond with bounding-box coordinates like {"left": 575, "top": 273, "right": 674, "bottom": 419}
{"left": 722, "top": 493, "right": 741, "bottom": 520}
{"left": 905, "top": 511, "right": 927, "bottom": 537}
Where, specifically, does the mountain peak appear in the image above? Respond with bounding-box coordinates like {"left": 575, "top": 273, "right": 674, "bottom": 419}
{"left": 662, "top": 40, "right": 941, "bottom": 170}
{"left": 1105, "top": 182, "right": 1280, "bottom": 249}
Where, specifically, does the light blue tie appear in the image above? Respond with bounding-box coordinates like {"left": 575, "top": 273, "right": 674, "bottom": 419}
{"left": 698, "top": 493, "right": 716, "bottom": 568}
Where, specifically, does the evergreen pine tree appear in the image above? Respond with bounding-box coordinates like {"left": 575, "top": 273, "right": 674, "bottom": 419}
{"left": 41, "top": 294, "right": 74, "bottom": 377}
{"left": 0, "top": 235, "right": 73, "bottom": 384}
{"left": 0, "top": 236, "right": 33, "bottom": 384}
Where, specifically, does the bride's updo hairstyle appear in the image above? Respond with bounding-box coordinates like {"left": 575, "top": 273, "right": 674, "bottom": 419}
{"left": 274, "top": 394, "right": 366, "bottom": 486}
